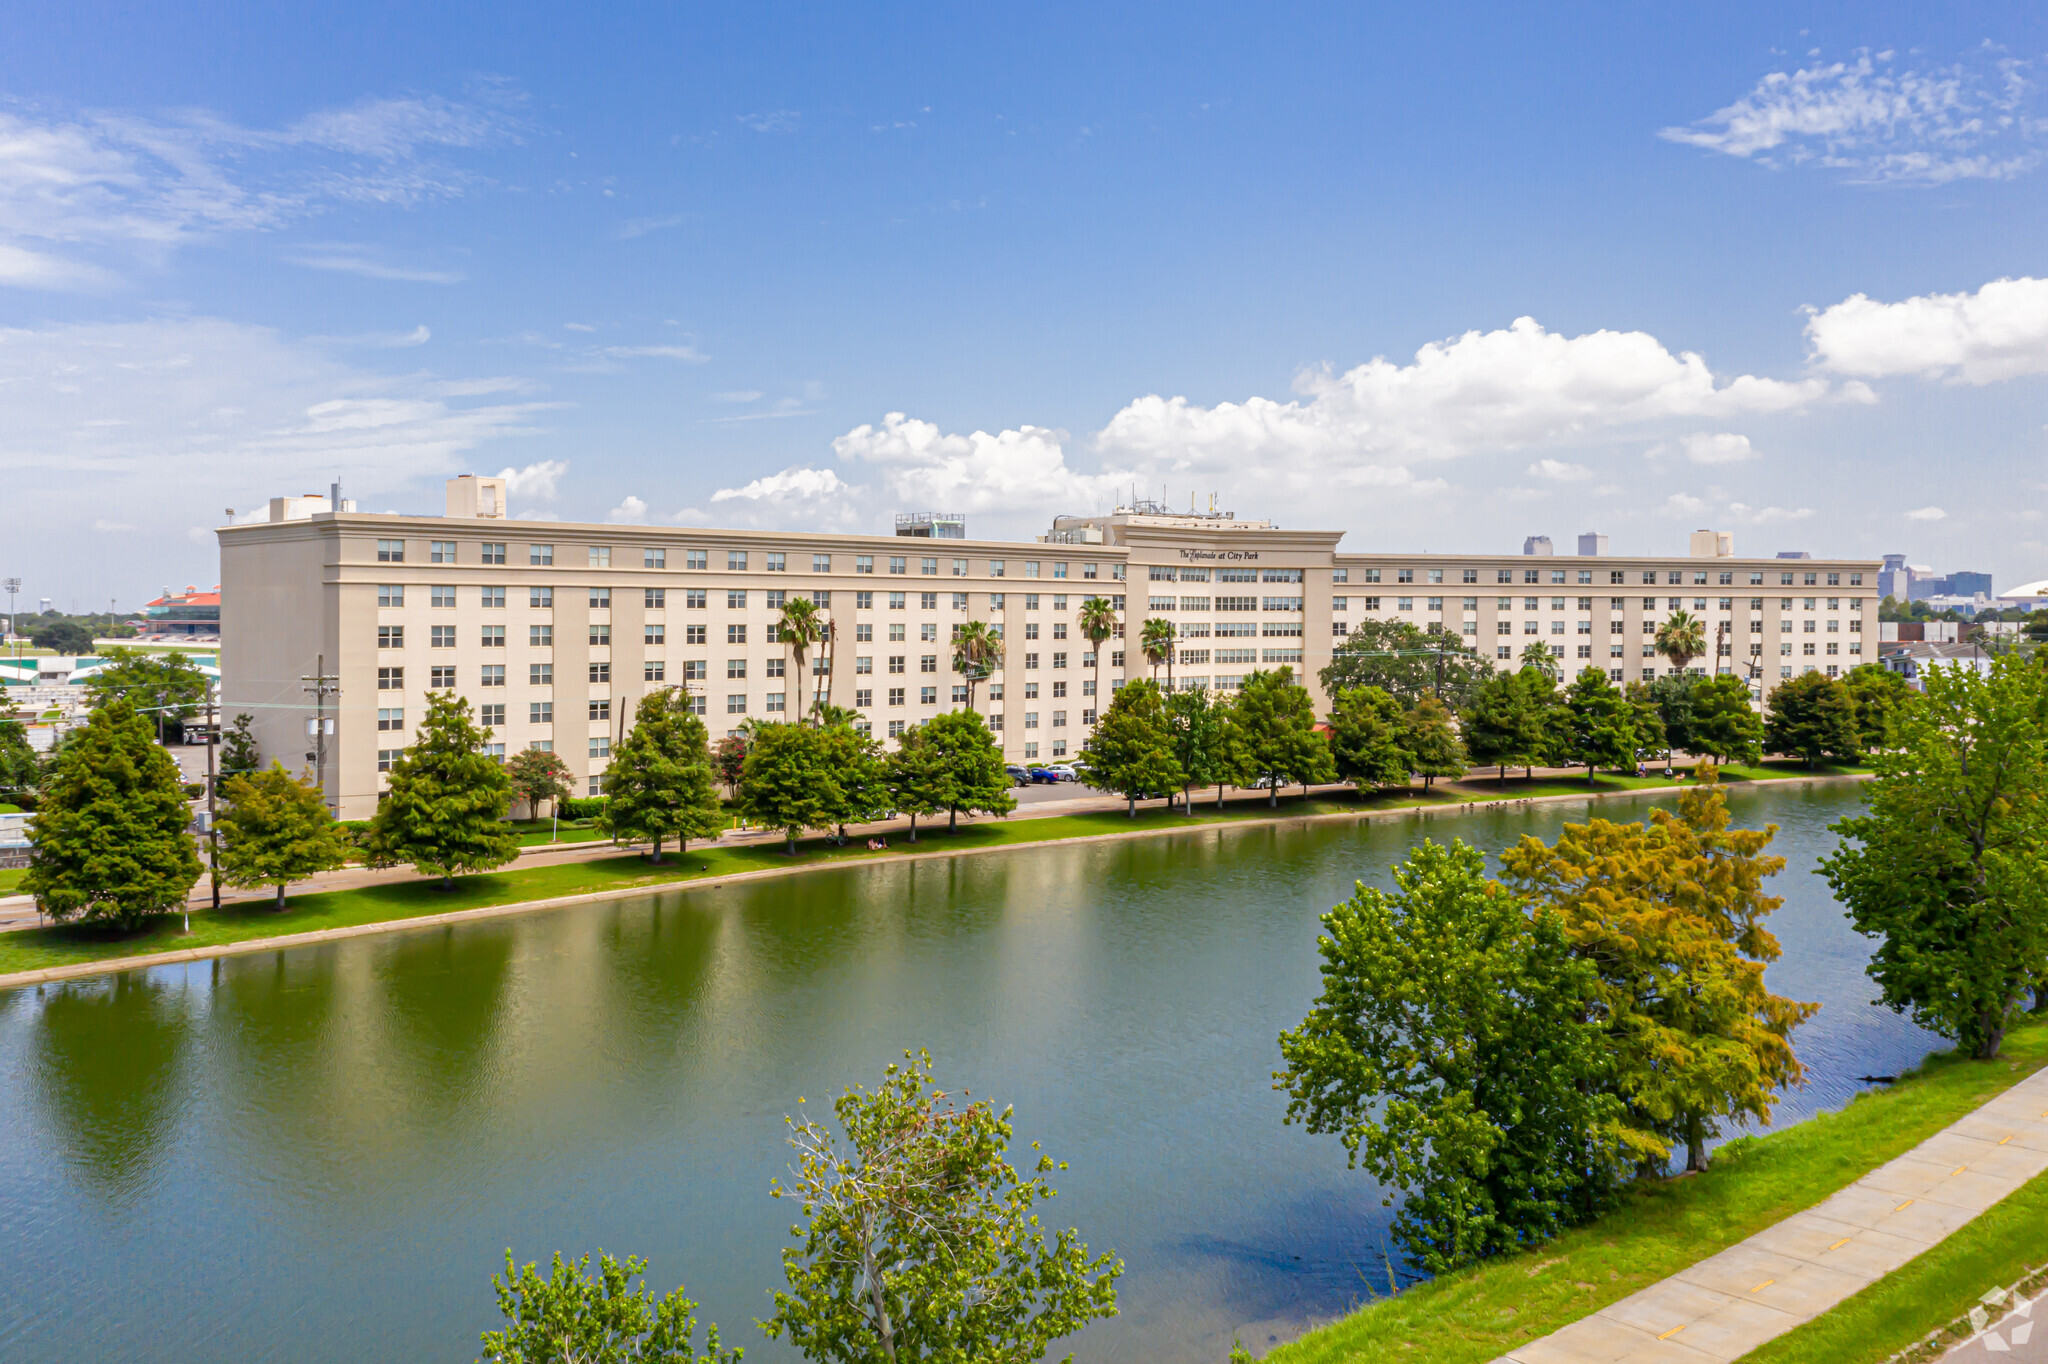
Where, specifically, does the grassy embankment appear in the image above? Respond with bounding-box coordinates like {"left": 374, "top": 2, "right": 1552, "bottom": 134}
{"left": 1266, "top": 1016, "right": 2048, "bottom": 1364}
{"left": 0, "top": 759, "right": 1863, "bottom": 977}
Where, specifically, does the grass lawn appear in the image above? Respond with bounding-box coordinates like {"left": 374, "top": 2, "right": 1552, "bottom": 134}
{"left": 1265, "top": 1016, "right": 2048, "bottom": 1364}
{"left": 504, "top": 817, "right": 604, "bottom": 847}
{"left": 1739, "top": 1164, "right": 2048, "bottom": 1363}
{"left": 0, "top": 867, "right": 22, "bottom": 895}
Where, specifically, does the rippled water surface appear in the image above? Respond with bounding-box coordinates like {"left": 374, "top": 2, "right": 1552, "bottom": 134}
{"left": 0, "top": 781, "right": 1936, "bottom": 1363}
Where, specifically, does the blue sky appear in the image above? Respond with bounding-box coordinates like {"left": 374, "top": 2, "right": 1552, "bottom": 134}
{"left": 6, "top": 1, "right": 2048, "bottom": 607}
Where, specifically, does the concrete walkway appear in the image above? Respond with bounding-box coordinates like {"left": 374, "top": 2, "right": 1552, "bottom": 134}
{"left": 1498, "top": 1066, "right": 2048, "bottom": 1363}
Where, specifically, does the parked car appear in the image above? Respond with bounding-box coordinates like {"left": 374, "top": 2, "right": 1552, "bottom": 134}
{"left": 1026, "top": 767, "right": 1061, "bottom": 784}
{"left": 1043, "top": 763, "right": 1080, "bottom": 782}
{"left": 1006, "top": 764, "right": 1033, "bottom": 786}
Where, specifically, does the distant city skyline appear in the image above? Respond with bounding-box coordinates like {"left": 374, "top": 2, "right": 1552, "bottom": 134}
{"left": 5, "top": 2, "right": 2048, "bottom": 601}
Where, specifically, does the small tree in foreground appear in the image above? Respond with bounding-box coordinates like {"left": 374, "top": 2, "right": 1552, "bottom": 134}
{"left": 507, "top": 746, "right": 574, "bottom": 821}
{"left": 1276, "top": 841, "right": 1629, "bottom": 1273}
{"left": 764, "top": 1050, "right": 1122, "bottom": 1364}
{"left": 364, "top": 691, "right": 518, "bottom": 888}
{"left": 25, "top": 699, "right": 202, "bottom": 928}
{"left": 480, "top": 1250, "right": 739, "bottom": 1364}
{"left": 217, "top": 762, "right": 351, "bottom": 910}
{"left": 218, "top": 712, "right": 261, "bottom": 778}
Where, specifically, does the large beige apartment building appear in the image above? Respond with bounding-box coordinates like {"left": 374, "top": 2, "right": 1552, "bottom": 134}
{"left": 218, "top": 476, "right": 1880, "bottom": 818}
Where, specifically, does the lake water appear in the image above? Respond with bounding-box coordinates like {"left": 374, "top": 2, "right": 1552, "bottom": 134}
{"left": 0, "top": 781, "right": 1938, "bottom": 1363}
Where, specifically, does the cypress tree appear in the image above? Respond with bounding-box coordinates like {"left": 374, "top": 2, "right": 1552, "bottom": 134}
{"left": 217, "top": 762, "right": 352, "bottom": 909}
{"left": 601, "top": 691, "right": 724, "bottom": 862}
{"left": 1076, "top": 679, "right": 1183, "bottom": 817}
{"left": 364, "top": 692, "right": 517, "bottom": 888}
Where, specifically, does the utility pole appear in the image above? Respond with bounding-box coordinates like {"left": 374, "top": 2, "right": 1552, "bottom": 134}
{"left": 204, "top": 694, "right": 220, "bottom": 914}
{"left": 3, "top": 578, "right": 18, "bottom": 659}
{"left": 302, "top": 654, "right": 341, "bottom": 815}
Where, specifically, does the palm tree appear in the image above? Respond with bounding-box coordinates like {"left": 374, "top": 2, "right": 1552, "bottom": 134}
{"left": 1079, "top": 596, "right": 1119, "bottom": 718}
{"left": 777, "top": 596, "right": 825, "bottom": 723}
{"left": 1655, "top": 608, "right": 1708, "bottom": 675}
{"left": 951, "top": 620, "right": 1004, "bottom": 712}
{"left": 1140, "top": 617, "right": 1177, "bottom": 689}
{"left": 1518, "top": 640, "right": 1558, "bottom": 678}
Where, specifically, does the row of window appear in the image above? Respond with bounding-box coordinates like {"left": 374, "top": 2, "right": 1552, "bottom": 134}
{"left": 375, "top": 585, "right": 1121, "bottom": 616}
{"left": 373, "top": 538, "right": 1124, "bottom": 580}
{"left": 1341, "top": 566, "right": 1868, "bottom": 588}
{"left": 1146, "top": 567, "right": 1300, "bottom": 583}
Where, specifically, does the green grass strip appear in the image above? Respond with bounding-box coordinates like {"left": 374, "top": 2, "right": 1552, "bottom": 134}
{"left": 1739, "top": 1165, "right": 2048, "bottom": 1363}
{"left": 1266, "top": 1017, "right": 2048, "bottom": 1364}
{"left": 0, "top": 759, "right": 1864, "bottom": 977}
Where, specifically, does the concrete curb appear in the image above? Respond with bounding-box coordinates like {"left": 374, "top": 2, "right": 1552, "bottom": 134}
{"left": 0, "top": 771, "right": 1869, "bottom": 993}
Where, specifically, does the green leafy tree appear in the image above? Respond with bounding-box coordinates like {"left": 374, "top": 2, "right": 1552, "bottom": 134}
{"left": 82, "top": 647, "right": 212, "bottom": 742}
{"left": 602, "top": 692, "right": 725, "bottom": 862}
{"left": 1502, "top": 770, "right": 1817, "bottom": 1170}
{"left": 1326, "top": 685, "right": 1411, "bottom": 795}
{"left": 713, "top": 736, "right": 747, "bottom": 793}
{"left": 819, "top": 719, "right": 887, "bottom": 842}
{"left": 918, "top": 709, "right": 1017, "bottom": 832}
{"left": 1458, "top": 670, "right": 1543, "bottom": 781}
{"left": 1076, "top": 678, "right": 1182, "bottom": 817}
{"left": 1624, "top": 680, "right": 1668, "bottom": 770}
{"left": 1138, "top": 617, "right": 1177, "bottom": 687}
{"left": 23, "top": 699, "right": 202, "bottom": 928}
{"left": 363, "top": 691, "right": 517, "bottom": 888}
{"left": 1559, "top": 668, "right": 1636, "bottom": 783}
{"left": 219, "top": 712, "right": 261, "bottom": 778}
{"left": 480, "top": 1250, "right": 739, "bottom": 1364}
{"left": 1654, "top": 609, "right": 1708, "bottom": 673}
{"left": 1646, "top": 675, "right": 1700, "bottom": 768}
{"left": 507, "top": 746, "right": 574, "bottom": 819}
{"left": 1402, "top": 696, "right": 1468, "bottom": 789}
{"left": 1821, "top": 655, "right": 2048, "bottom": 1058}
{"left": 763, "top": 1049, "right": 1122, "bottom": 1364}
{"left": 950, "top": 621, "right": 1004, "bottom": 713}
{"left": 28, "top": 619, "right": 93, "bottom": 655}
{"left": 742, "top": 721, "right": 833, "bottom": 854}
{"left": 1689, "top": 675, "right": 1764, "bottom": 765}
{"left": 0, "top": 718, "right": 37, "bottom": 797}
{"left": 1163, "top": 685, "right": 1230, "bottom": 811}
{"left": 1276, "top": 840, "right": 1629, "bottom": 1273}
{"left": 1765, "top": 671, "right": 1861, "bottom": 768}
{"left": 1842, "top": 662, "right": 1913, "bottom": 753}
{"left": 216, "top": 762, "right": 351, "bottom": 909}
{"left": 1321, "top": 619, "right": 1490, "bottom": 709}
{"left": 1233, "top": 667, "right": 1336, "bottom": 805}
{"left": 884, "top": 723, "right": 947, "bottom": 842}
{"left": 1518, "top": 640, "right": 1560, "bottom": 679}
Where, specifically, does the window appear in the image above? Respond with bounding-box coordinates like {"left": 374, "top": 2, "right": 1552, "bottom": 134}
{"left": 725, "top": 590, "right": 747, "bottom": 611}
{"left": 589, "top": 586, "right": 612, "bottom": 609}
{"left": 920, "top": 655, "right": 937, "bottom": 673}
{"left": 377, "top": 707, "right": 404, "bottom": 732}
{"left": 378, "top": 749, "right": 400, "bottom": 773}
{"left": 727, "top": 694, "right": 747, "bottom": 714}
{"left": 759, "top": 692, "right": 785, "bottom": 712}
{"left": 432, "top": 666, "right": 458, "bottom": 688}
{"left": 729, "top": 659, "right": 749, "bottom": 679}
{"left": 481, "top": 625, "right": 506, "bottom": 647}
{"left": 918, "top": 591, "right": 938, "bottom": 611}
{"left": 645, "top": 588, "right": 665, "bottom": 609}
{"left": 645, "top": 624, "right": 665, "bottom": 644}
{"left": 377, "top": 584, "right": 404, "bottom": 607}
{"left": 765, "top": 552, "right": 786, "bottom": 572}
{"left": 1025, "top": 711, "right": 1039, "bottom": 729}
{"left": 479, "top": 703, "right": 505, "bottom": 728}
{"left": 377, "top": 539, "right": 405, "bottom": 562}
{"left": 430, "top": 625, "right": 455, "bottom": 648}
{"left": 1025, "top": 561, "right": 1041, "bottom": 578}
{"left": 589, "top": 624, "right": 611, "bottom": 646}
{"left": 989, "top": 560, "right": 1007, "bottom": 578}
{"left": 589, "top": 736, "right": 611, "bottom": 758}
{"left": 481, "top": 664, "right": 506, "bottom": 687}
{"left": 431, "top": 585, "right": 456, "bottom": 609}
{"left": 1397, "top": 569, "right": 1415, "bottom": 584}
{"left": 588, "top": 699, "right": 611, "bottom": 722}
{"left": 888, "top": 687, "right": 906, "bottom": 706}
{"left": 887, "top": 556, "right": 907, "bottom": 575}
{"left": 377, "top": 666, "right": 404, "bottom": 690}
{"left": 765, "top": 657, "right": 786, "bottom": 678}
{"left": 1426, "top": 570, "right": 1443, "bottom": 585}
{"left": 728, "top": 624, "right": 747, "bottom": 644}
{"left": 579, "top": 546, "right": 608, "bottom": 568}
{"left": 430, "top": 540, "right": 456, "bottom": 564}
{"left": 530, "top": 586, "right": 554, "bottom": 608}
{"left": 531, "top": 701, "right": 554, "bottom": 724}
{"left": 681, "top": 660, "right": 707, "bottom": 682}
{"left": 912, "top": 686, "right": 933, "bottom": 705}
{"left": 530, "top": 663, "right": 553, "bottom": 685}
{"left": 479, "top": 541, "right": 506, "bottom": 565}
{"left": 686, "top": 624, "right": 706, "bottom": 645}
{"left": 916, "top": 556, "right": 936, "bottom": 576}
{"left": 530, "top": 544, "right": 554, "bottom": 566}
{"left": 590, "top": 663, "right": 611, "bottom": 683}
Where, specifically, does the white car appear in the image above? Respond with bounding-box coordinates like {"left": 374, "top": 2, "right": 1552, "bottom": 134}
{"left": 1043, "top": 763, "right": 1081, "bottom": 782}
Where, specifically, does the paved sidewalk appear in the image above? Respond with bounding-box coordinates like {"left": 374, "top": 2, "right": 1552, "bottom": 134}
{"left": 1498, "top": 1066, "right": 2048, "bottom": 1363}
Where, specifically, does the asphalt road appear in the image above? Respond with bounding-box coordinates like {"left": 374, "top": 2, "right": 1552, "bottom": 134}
{"left": 1944, "top": 1287, "right": 2044, "bottom": 1359}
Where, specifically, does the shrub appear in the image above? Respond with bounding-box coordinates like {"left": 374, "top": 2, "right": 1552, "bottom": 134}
{"left": 558, "top": 796, "right": 608, "bottom": 821}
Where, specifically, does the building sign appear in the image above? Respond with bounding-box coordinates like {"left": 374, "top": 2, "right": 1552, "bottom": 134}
{"left": 1178, "top": 549, "right": 1260, "bottom": 562}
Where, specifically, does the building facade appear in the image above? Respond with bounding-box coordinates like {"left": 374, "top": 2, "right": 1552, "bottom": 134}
{"left": 218, "top": 478, "right": 1880, "bottom": 818}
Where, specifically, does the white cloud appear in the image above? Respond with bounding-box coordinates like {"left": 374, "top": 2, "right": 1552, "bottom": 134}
{"left": 1661, "top": 50, "right": 2045, "bottom": 183}
{"left": 562, "top": 322, "right": 595, "bottom": 333}
{"left": 616, "top": 212, "right": 694, "bottom": 240}
{"left": 712, "top": 389, "right": 764, "bottom": 403}
{"left": 1727, "top": 502, "right": 1814, "bottom": 524}
{"left": 1660, "top": 493, "right": 1710, "bottom": 518}
{"left": 307, "top": 323, "right": 432, "bottom": 348}
{"left": 1807, "top": 277, "right": 2048, "bottom": 384}
{"left": 1678, "top": 431, "right": 1756, "bottom": 464}
{"left": 1906, "top": 505, "right": 1948, "bottom": 521}
{"left": 736, "top": 111, "right": 800, "bottom": 134}
{"left": 705, "top": 466, "right": 862, "bottom": 530}
{"left": 834, "top": 412, "right": 1128, "bottom": 517}
{"left": 1527, "top": 458, "right": 1591, "bottom": 481}
{"left": 602, "top": 344, "right": 708, "bottom": 363}
{"left": 91, "top": 518, "right": 135, "bottom": 532}
{"left": 498, "top": 459, "right": 567, "bottom": 501}
{"left": 1093, "top": 316, "right": 1825, "bottom": 499}
{"left": 285, "top": 251, "right": 464, "bottom": 283}
{"left": 0, "top": 86, "right": 523, "bottom": 290}
{"left": 607, "top": 494, "right": 648, "bottom": 524}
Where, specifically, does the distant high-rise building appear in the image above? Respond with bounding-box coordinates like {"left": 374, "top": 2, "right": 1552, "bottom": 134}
{"left": 1938, "top": 570, "right": 1992, "bottom": 598}
{"left": 1523, "top": 535, "right": 1554, "bottom": 556}
{"left": 1878, "top": 553, "right": 1911, "bottom": 601}
{"left": 1577, "top": 532, "right": 1607, "bottom": 556}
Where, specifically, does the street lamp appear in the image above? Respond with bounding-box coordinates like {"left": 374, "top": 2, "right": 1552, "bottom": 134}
{"left": 2, "top": 578, "right": 18, "bottom": 658}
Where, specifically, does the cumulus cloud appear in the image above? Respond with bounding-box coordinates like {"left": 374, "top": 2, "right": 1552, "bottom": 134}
{"left": 1906, "top": 505, "right": 1948, "bottom": 521}
{"left": 1678, "top": 432, "right": 1757, "bottom": 464}
{"left": 0, "top": 84, "right": 524, "bottom": 290}
{"left": 1659, "top": 493, "right": 1710, "bottom": 518}
{"left": 1727, "top": 503, "right": 1814, "bottom": 524}
{"left": 1528, "top": 458, "right": 1591, "bottom": 481}
{"left": 1093, "top": 316, "right": 1825, "bottom": 498}
{"left": 607, "top": 494, "right": 648, "bottom": 524}
{"left": 736, "top": 110, "right": 800, "bottom": 134}
{"left": 1807, "top": 277, "right": 2048, "bottom": 384}
{"left": 499, "top": 459, "right": 567, "bottom": 501}
{"left": 835, "top": 411, "right": 1129, "bottom": 515}
{"left": 704, "top": 466, "right": 861, "bottom": 530}
{"left": 1660, "top": 50, "right": 2045, "bottom": 183}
